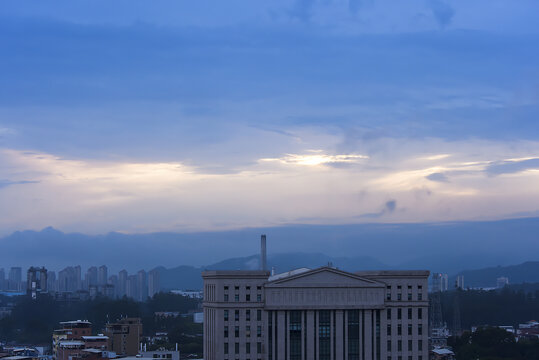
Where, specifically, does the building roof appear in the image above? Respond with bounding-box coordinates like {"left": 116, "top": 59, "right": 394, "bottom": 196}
{"left": 82, "top": 336, "right": 109, "bottom": 340}
{"left": 431, "top": 348, "right": 455, "bottom": 355}
{"left": 60, "top": 320, "right": 91, "bottom": 325}
{"left": 268, "top": 268, "right": 311, "bottom": 281}
{"left": 201, "top": 270, "right": 270, "bottom": 279}
{"left": 58, "top": 341, "right": 85, "bottom": 347}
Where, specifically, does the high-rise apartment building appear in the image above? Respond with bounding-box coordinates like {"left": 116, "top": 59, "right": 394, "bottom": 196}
{"left": 98, "top": 266, "right": 108, "bottom": 286}
{"left": 9, "top": 267, "right": 22, "bottom": 291}
{"left": 137, "top": 270, "right": 148, "bottom": 302}
{"left": 126, "top": 275, "right": 138, "bottom": 299}
{"left": 148, "top": 269, "right": 160, "bottom": 298}
{"left": 0, "top": 268, "right": 5, "bottom": 291}
{"left": 118, "top": 270, "right": 128, "bottom": 298}
{"left": 203, "top": 267, "right": 429, "bottom": 360}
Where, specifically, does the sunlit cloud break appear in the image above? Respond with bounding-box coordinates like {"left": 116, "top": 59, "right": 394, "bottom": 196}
{"left": 260, "top": 152, "right": 368, "bottom": 166}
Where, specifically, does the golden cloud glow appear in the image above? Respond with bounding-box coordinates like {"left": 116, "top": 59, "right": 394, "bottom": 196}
{"left": 259, "top": 152, "right": 368, "bottom": 166}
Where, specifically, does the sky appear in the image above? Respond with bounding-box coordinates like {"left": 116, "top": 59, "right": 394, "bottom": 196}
{"left": 1, "top": 0, "right": 539, "bottom": 236}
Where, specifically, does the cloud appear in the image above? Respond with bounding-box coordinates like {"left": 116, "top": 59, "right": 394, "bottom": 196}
{"left": 428, "top": 0, "right": 455, "bottom": 29}
{"left": 486, "top": 158, "right": 539, "bottom": 176}
{"left": 259, "top": 152, "right": 368, "bottom": 166}
{"left": 358, "top": 200, "right": 397, "bottom": 219}
{"left": 0, "top": 179, "right": 40, "bottom": 189}
{"left": 426, "top": 172, "right": 449, "bottom": 182}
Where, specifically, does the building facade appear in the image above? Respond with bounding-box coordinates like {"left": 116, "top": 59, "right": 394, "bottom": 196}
{"left": 104, "top": 317, "right": 142, "bottom": 356}
{"left": 203, "top": 267, "right": 429, "bottom": 360}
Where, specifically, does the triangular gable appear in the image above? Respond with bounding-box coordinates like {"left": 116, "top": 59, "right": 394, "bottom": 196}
{"left": 265, "top": 267, "right": 385, "bottom": 288}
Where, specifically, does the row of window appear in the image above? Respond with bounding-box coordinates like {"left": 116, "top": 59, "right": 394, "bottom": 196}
{"left": 388, "top": 356, "right": 423, "bottom": 360}
{"left": 387, "top": 308, "right": 423, "bottom": 320}
{"left": 387, "top": 339, "right": 423, "bottom": 352}
{"left": 224, "top": 293, "right": 262, "bottom": 302}
{"left": 224, "top": 325, "right": 262, "bottom": 338}
{"left": 224, "top": 309, "right": 262, "bottom": 322}
{"left": 224, "top": 285, "right": 263, "bottom": 291}
{"left": 386, "top": 285, "right": 424, "bottom": 301}
{"left": 387, "top": 323, "right": 424, "bottom": 336}
{"left": 223, "top": 342, "right": 262, "bottom": 355}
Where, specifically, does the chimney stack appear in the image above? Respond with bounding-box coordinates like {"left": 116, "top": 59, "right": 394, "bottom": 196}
{"left": 260, "top": 235, "right": 267, "bottom": 271}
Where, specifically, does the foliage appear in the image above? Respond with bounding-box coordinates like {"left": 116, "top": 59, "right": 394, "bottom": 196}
{"left": 448, "top": 327, "right": 539, "bottom": 360}
{"left": 0, "top": 293, "right": 200, "bottom": 346}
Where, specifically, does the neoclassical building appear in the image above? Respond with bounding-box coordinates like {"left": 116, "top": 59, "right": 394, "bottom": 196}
{"left": 203, "top": 267, "right": 429, "bottom": 360}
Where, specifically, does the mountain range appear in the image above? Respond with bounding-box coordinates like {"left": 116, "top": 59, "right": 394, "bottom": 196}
{"left": 1, "top": 217, "right": 538, "bottom": 282}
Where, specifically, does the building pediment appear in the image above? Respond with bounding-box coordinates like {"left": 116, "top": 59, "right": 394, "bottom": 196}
{"left": 265, "top": 267, "right": 385, "bottom": 289}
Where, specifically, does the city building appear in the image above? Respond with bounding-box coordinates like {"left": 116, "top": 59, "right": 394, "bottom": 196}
{"left": 53, "top": 320, "right": 92, "bottom": 359}
{"left": 9, "top": 267, "right": 22, "bottom": 291}
{"left": 148, "top": 269, "right": 160, "bottom": 298}
{"left": 27, "top": 267, "right": 48, "bottom": 299}
{"left": 126, "top": 275, "right": 138, "bottom": 300}
{"left": 0, "top": 268, "right": 5, "bottom": 291}
{"left": 455, "top": 276, "right": 464, "bottom": 289}
{"left": 98, "top": 266, "right": 108, "bottom": 287}
{"left": 202, "top": 267, "right": 429, "bottom": 360}
{"left": 118, "top": 270, "right": 128, "bottom": 298}
{"left": 137, "top": 270, "right": 148, "bottom": 302}
{"left": 140, "top": 345, "right": 180, "bottom": 360}
{"left": 496, "top": 277, "right": 509, "bottom": 289}
{"left": 430, "top": 273, "right": 448, "bottom": 292}
{"left": 104, "top": 317, "right": 142, "bottom": 356}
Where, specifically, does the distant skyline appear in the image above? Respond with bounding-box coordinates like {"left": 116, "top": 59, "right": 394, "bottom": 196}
{"left": 1, "top": 0, "right": 539, "bottom": 235}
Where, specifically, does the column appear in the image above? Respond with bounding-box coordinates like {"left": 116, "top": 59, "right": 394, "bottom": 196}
{"left": 306, "top": 310, "right": 315, "bottom": 360}
{"left": 364, "top": 310, "right": 372, "bottom": 360}
{"left": 336, "top": 310, "right": 344, "bottom": 359}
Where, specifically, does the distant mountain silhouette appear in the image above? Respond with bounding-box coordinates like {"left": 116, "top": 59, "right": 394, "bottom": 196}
{"left": 1, "top": 217, "right": 539, "bottom": 277}
{"left": 453, "top": 261, "right": 539, "bottom": 288}
{"left": 157, "top": 252, "right": 388, "bottom": 290}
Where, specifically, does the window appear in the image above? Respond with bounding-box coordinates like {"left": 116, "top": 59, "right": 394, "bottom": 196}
{"left": 257, "top": 294, "right": 262, "bottom": 302}
{"left": 387, "top": 309, "right": 392, "bottom": 320}
{"left": 419, "top": 357, "right": 422, "bottom": 360}
{"left": 418, "top": 308, "right": 422, "bottom": 319}
{"left": 257, "top": 326, "right": 262, "bottom": 337}
{"left": 224, "top": 294, "right": 229, "bottom": 302}
{"left": 408, "top": 340, "right": 412, "bottom": 351}
{"left": 418, "top": 324, "right": 423, "bottom": 335}
{"left": 246, "top": 309, "right": 251, "bottom": 321}
{"left": 224, "top": 310, "right": 229, "bottom": 321}
{"left": 246, "top": 325, "right": 251, "bottom": 337}
{"left": 407, "top": 293, "right": 412, "bottom": 301}
{"left": 246, "top": 286, "right": 251, "bottom": 290}
{"left": 246, "top": 342, "right": 251, "bottom": 354}
{"left": 257, "top": 342, "right": 261, "bottom": 354}
{"left": 257, "top": 286, "right": 262, "bottom": 290}
{"left": 408, "top": 356, "right": 412, "bottom": 360}
{"left": 418, "top": 293, "right": 423, "bottom": 301}
{"left": 387, "top": 340, "right": 391, "bottom": 352}
{"left": 235, "top": 294, "right": 239, "bottom": 302}
{"left": 235, "top": 342, "right": 239, "bottom": 354}
{"left": 397, "top": 324, "right": 402, "bottom": 336}
{"left": 397, "top": 340, "right": 402, "bottom": 351}
{"left": 246, "top": 294, "right": 251, "bottom": 301}
{"left": 257, "top": 310, "right": 262, "bottom": 321}
{"left": 224, "top": 326, "right": 229, "bottom": 338}
{"left": 224, "top": 286, "right": 229, "bottom": 291}
{"left": 235, "top": 310, "right": 240, "bottom": 321}
{"left": 397, "top": 293, "right": 402, "bottom": 300}
{"left": 408, "top": 324, "right": 412, "bottom": 336}
{"left": 386, "top": 286, "right": 392, "bottom": 300}
{"left": 397, "top": 309, "right": 402, "bottom": 319}
{"left": 235, "top": 286, "right": 239, "bottom": 291}
{"left": 408, "top": 308, "right": 412, "bottom": 320}
{"left": 235, "top": 326, "right": 239, "bottom": 337}
{"left": 387, "top": 324, "right": 391, "bottom": 335}
{"left": 224, "top": 343, "right": 229, "bottom": 354}
{"left": 418, "top": 340, "right": 423, "bottom": 351}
